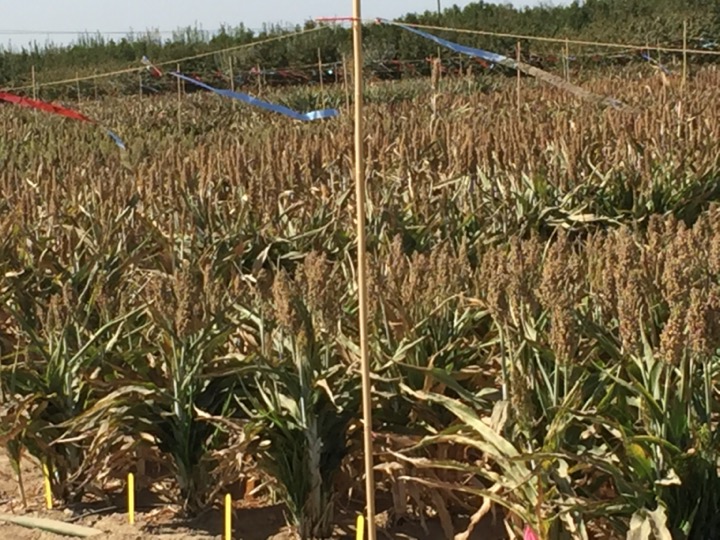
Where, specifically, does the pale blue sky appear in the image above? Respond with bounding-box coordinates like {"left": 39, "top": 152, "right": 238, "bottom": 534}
{"left": 0, "top": 0, "right": 570, "bottom": 49}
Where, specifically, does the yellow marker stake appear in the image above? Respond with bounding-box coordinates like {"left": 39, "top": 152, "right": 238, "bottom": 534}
{"left": 356, "top": 514, "right": 365, "bottom": 540}
{"left": 42, "top": 463, "right": 53, "bottom": 510}
{"left": 128, "top": 473, "right": 135, "bottom": 525}
{"left": 224, "top": 494, "right": 232, "bottom": 540}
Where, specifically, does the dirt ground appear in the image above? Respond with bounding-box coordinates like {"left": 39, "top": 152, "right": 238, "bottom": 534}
{"left": 0, "top": 454, "right": 505, "bottom": 539}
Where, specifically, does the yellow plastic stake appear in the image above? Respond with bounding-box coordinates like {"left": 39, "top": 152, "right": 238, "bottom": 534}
{"left": 42, "top": 463, "right": 52, "bottom": 510}
{"left": 224, "top": 494, "right": 232, "bottom": 540}
{"left": 356, "top": 514, "right": 365, "bottom": 540}
{"left": 128, "top": 473, "right": 135, "bottom": 525}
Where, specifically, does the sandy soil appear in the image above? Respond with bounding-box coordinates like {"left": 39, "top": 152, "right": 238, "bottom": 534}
{"left": 0, "top": 453, "right": 505, "bottom": 539}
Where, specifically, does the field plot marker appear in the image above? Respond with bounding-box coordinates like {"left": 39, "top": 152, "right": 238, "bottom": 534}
{"left": 224, "top": 494, "right": 232, "bottom": 539}
{"left": 682, "top": 19, "right": 688, "bottom": 91}
{"left": 31, "top": 66, "right": 37, "bottom": 101}
{"left": 356, "top": 514, "right": 365, "bottom": 540}
{"left": 176, "top": 63, "right": 182, "bottom": 133}
{"left": 318, "top": 7, "right": 379, "bottom": 540}
{"left": 42, "top": 462, "right": 52, "bottom": 510}
{"left": 127, "top": 472, "right": 135, "bottom": 525}
{"left": 351, "top": 2, "right": 378, "bottom": 539}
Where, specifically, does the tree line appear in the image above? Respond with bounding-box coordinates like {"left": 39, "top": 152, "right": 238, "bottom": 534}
{"left": 1, "top": 0, "right": 718, "bottom": 95}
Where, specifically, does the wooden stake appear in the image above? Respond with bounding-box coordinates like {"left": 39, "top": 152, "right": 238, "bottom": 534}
{"left": 230, "top": 57, "right": 235, "bottom": 92}
{"left": 16, "top": 459, "right": 27, "bottom": 509}
{"left": 31, "top": 66, "right": 37, "bottom": 101}
{"left": 682, "top": 19, "right": 688, "bottom": 91}
{"left": 76, "top": 72, "right": 81, "bottom": 102}
{"left": 356, "top": 514, "right": 365, "bottom": 540}
{"left": 318, "top": 47, "right": 325, "bottom": 97}
{"left": 42, "top": 463, "right": 52, "bottom": 510}
{"left": 176, "top": 64, "right": 182, "bottom": 133}
{"left": 256, "top": 64, "right": 262, "bottom": 94}
{"left": 127, "top": 473, "right": 135, "bottom": 525}
{"left": 516, "top": 41, "right": 521, "bottom": 114}
{"left": 224, "top": 494, "right": 232, "bottom": 540}
{"left": 351, "top": 4, "right": 377, "bottom": 540}
{"left": 342, "top": 54, "right": 351, "bottom": 112}
{"left": 430, "top": 58, "right": 440, "bottom": 124}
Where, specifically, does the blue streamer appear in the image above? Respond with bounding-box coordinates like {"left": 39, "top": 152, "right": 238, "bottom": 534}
{"left": 170, "top": 72, "right": 339, "bottom": 121}
{"left": 640, "top": 52, "right": 671, "bottom": 75}
{"left": 384, "top": 20, "right": 627, "bottom": 109}
{"left": 106, "top": 129, "right": 126, "bottom": 150}
{"left": 383, "top": 20, "right": 509, "bottom": 66}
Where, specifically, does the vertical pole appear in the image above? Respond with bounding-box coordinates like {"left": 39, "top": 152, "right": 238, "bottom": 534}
{"left": 431, "top": 58, "right": 440, "bottom": 123}
{"left": 76, "top": 72, "right": 81, "bottom": 102}
{"left": 318, "top": 47, "right": 325, "bottom": 97}
{"left": 230, "top": 57, "right": 236, "bottom": 92}
{"left": 516, "top": 41, "right": 521, "bottom": 114}
{"left": 31, "top": 65, "right": 37, "bottom": 101}
{"left": 682, "top": 19, "right": 688, "bottom": 91}
{"left": 42, "top": 463, "right": 52, "bottom": 510}
{"left": 256, "top": 64, "right": 262, "bottom": 94}
{"left": 94, "top": 71, "right": 98, "bottom": 101}
{"left": 224, "top": 494, "right": 232, "bottom": 540}
{"left": 565, "top": 38, "right": 570, "bottom": 83}
{"left": 176, "top": 63, "right": 182, "bottom": 133}
{"left": 127, "top": 473, "right": 135, "bottom": 525}
{"left": 342, "top": 54, "right": 351, "bottom": 112}
{"left": 352, "top": 3, "right": 377, "bottom": 540}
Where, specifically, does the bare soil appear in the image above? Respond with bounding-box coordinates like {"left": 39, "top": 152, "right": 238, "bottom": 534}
{"left": 0, "top": 454, "right": 505, "bottom": 539}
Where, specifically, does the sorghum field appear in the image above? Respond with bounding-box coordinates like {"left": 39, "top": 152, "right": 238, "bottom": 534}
{"left": 2, "top": 65, "right": 720, "bottom": 539}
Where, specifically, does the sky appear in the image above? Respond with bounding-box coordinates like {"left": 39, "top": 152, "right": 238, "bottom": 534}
{"left": 0, "top": 0, "right": 570, "bottom": 50}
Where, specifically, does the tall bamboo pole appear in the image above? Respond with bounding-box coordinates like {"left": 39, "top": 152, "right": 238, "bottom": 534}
{"left": 230, "top": 57, "right": 236, "bottom": 92}
{"left": 516, "top": 41, "right": 521, "bottom": 114}
{"left": 318, "top": 47, "right": 325, "bottom": 96}
{"left": 176, "top": 63, "right": 182, "bottom": 133}
{"left": 31, "top": 66, "right": 37, "bottom": 100}
{"left": 351, "top": 2, "right": 377, "bottom": 539}
{"left": 682, "top": 19, "right": 688, "bottom": 91}
{"left": 342, "top": 54, "right": 351, "bottom": 112}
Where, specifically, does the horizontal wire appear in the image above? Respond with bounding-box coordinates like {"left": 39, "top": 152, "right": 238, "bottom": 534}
{"left": 1, "top": 25, "right": 329, "bottom": 92}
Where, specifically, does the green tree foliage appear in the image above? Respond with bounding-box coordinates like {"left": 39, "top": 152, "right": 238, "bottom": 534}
{"left": 0, "top": 0, "right": 718, "bottom": 93}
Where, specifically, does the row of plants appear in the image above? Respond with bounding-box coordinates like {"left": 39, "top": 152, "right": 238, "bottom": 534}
{"left": 1, "top": 68, "right": 720, "bottom": 538}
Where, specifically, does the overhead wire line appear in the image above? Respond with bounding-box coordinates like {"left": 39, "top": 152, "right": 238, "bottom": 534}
{"left": 1, "top": 25, "right": 330, "bottom": 92}
{"left": 5, "top": 19, "right": 719, "bottom": 93}
{"left": 392, "top": 21, "right": 720, "bottom": 57}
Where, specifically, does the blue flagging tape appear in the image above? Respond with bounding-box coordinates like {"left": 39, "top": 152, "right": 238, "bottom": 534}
{"left": 106, "top": 129, "right": 126, "bottom": 149}
{"left": 382, "top": 20, "right": 509, "bottom": 66}
{"left": 170, "top": 72, "right": 339, "bottom": 121}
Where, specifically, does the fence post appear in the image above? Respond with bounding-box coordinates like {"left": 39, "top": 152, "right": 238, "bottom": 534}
{"left": 682, "top": 19, "right": 688, "bottom": 92}
{"left": 177, "top": 63, "right": 182, "bottom": 133}
{"left": 31, "top": 65, "right": 37, "bottom": 100}
{"left": 516, "top": 41, "right": 522, "bottom": 114}
{"left": 230, "top": 56, "right": 236, "bottom": 92}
